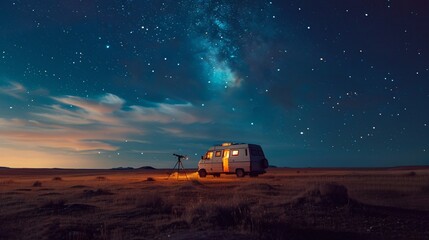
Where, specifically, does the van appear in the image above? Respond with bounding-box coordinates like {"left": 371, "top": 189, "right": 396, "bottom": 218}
{"left": 197, "top": 143, "right": 269, "bottom": 178}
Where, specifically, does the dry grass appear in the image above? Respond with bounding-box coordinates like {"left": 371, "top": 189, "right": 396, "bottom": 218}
{"left": 0, "top": 168, "right": 428, "bottom": 239}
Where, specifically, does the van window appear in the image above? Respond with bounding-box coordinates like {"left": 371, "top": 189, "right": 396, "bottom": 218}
{"left": 205, "top": 151, "right": 213, "bottom": 159}
{"left": 215, "top": 151, "right": 222, "bottom": 157}
{"left": 232, "top": 150, "right": 239, "bottom": 156}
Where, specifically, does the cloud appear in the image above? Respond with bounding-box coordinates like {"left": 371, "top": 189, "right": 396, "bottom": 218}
{"left": 0, "top": 117, "right": 126, "bottom": 151}
{"left": 128, "top": 102, "right": 209, "bottom": 124}
{"left": 100, "top": 93, "right": 125, "bottom": 106}
{"left": 0, "top": 92, "right": 209, "bottom": 159}
{"left": 0, "top": 81, "right": 26, "bottom": 99}
{"left": 53, "top": 93, "right": 125, "bottom": 115}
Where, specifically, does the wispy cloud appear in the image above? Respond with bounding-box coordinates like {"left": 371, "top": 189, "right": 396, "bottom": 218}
{"left": 0, "top": 91, "right": 209, "bottom": 159}
{"left": 0, "top": 81, "right": 27, "bottom": 99}
{"left": 0, "top": 117, "right": 128, "bottom": 151}
{"left": 53, "top": 93, "right": 125, "bottom": 115}
{"left": 127, "top": 102, "right": 209, "bottom": 124}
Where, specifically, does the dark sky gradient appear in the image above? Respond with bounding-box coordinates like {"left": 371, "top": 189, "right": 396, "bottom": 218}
{"left": 0, "top": 0, "right": 428, "bottom": 168}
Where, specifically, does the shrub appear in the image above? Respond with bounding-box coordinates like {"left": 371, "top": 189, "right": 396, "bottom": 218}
{"left": 146, "top": 177, "right": 155, "bottom": 181}
{"left": 33, "top": 181, "right": 42, "bottom": 187}
{"left": 95, "top": 176, "right": 107, "bottom": 181}
{"left": 52, "top": 177, "right": 62, "bottom": 181}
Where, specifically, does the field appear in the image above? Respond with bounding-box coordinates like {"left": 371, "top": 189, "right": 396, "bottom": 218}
{"left": 1, "top": 167, "right": 429, "bottom": 239}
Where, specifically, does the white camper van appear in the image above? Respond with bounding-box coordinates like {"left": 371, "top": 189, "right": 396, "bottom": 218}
{"left": 198, "top": 143, "right": 269, "bottom": 178}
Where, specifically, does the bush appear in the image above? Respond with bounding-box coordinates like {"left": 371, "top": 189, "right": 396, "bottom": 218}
{"left": 52, "top": 177, "right": 62, "bottom": 181}
{"left": 33, "top": 181, "right": 42, "bottom": 187}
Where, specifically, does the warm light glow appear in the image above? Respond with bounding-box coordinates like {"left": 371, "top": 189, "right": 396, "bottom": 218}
{"left": 206, "top": 151, "right": 213, "bottom": 159}
{"left": 0, "top": 147, "right": 95, "bottom": 168}
{"left": 222, "top": 142, "right": 232, "bottom": 146}
{"left": 232, "top": 150, "right": 239, "bottom": 156}
{"left": 222, "top": 149, "right": 230, "bottom": 172}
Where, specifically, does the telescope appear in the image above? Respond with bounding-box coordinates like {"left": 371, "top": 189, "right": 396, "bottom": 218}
{"left": 173, "top": 153, "right": 186, "bottom": 159}
{"left": 168, "top": 153, "right": 189, "bottom": 180}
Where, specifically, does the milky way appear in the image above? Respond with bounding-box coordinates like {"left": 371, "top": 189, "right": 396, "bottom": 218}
{"left": 0, "top": 1, "right": 428, "bottom": 168}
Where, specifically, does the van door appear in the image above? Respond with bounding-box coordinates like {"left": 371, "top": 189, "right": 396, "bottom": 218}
{"left": 222, "top": 149, "right": 230, "bottom": 172}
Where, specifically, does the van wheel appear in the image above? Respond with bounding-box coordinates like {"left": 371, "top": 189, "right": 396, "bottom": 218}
{"left": 198, "top": 169, "right": 207, "bottom": 178}
{"left": 236, "top": 169, "right": 245, "bottom": 178}
{"left": 213, "top": 173, "right": 221, "bottom": 177}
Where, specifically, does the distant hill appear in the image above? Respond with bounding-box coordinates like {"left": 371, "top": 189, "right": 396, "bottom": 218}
{"left": 138, "top": 166, "right": 156, "bottom": 170}
{"left": 111, "top": 167, "right": 134, "bottom": 170}
{"left": 388, "top": 165, "right": 429, "bottom": 170}
{"left": 0, "top": 166, "right": 10, "bottom": 169}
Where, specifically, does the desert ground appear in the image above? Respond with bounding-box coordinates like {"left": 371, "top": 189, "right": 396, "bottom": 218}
{"left": 0, "top": 167, "right": 429, "bottom": 240}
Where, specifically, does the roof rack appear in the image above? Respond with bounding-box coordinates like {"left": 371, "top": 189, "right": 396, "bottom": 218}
{"left": 218, "top": 142, "right": 246, "bottom": 146}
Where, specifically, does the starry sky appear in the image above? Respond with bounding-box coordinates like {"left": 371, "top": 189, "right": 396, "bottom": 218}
{"left": 0, "top": 0, "right": 428, "bottom": 169}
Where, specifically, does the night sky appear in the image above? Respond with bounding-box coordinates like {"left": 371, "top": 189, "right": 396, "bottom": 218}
{"left": 0, "top": 1, "right": 428, "bottom": 169}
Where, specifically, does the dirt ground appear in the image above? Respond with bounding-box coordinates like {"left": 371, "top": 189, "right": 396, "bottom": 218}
{"left": 1, "top": 167, "right": 428, "bottom": 239}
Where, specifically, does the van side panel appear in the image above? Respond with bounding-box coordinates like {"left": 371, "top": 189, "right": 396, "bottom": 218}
{"left": 228, "top": 147, "right": 250, "bottom": 173}
{"left": 248, "top": 144, "right": 268, "bottom": 173}
{"left": 199, "top": 149, "right": 222, "bottom": 174}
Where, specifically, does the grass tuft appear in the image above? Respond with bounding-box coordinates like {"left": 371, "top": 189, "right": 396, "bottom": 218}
{"left": 136, "top": 193, "right": 172, "bottom": 214}
{"left": 52, "top": 177, "right": 62, "bottom": 181}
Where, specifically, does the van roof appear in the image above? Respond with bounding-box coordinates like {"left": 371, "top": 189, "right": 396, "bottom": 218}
{"left": 208, "top": 143, "right": 261, "bottom": 150}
